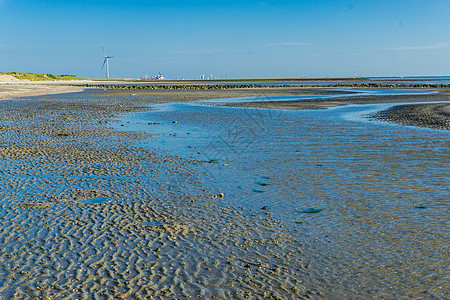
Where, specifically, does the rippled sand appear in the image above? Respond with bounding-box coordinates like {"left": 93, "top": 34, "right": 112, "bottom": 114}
{"left": 1, "top": 82, "right": 448, "bottom": 298}
{"left": 0, "top": 93, "right": 318, "bottom": 299}
{"left": 373, "top": 102, "right": 450, "bottom": 130}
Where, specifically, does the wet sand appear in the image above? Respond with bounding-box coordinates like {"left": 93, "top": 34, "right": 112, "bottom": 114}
{"left": 226, "top": 87, "right": 449, "bottom": 107}
{"left": 101, "top": 85, "right": 450, "bottom": 130}
{"left": 373, "top": 102, "right": 450, "bottom": 130}
{"left": 0, "top": 90, "right": 319, "bottom": 299}
{"left": 95, "top": 86, "right": 351, "bottom": 102}
{"left": 222, "top": 87, "right": 450, "bottom": 130}
{"left": 0, "top": 81, "right": 448, "bottom": 298}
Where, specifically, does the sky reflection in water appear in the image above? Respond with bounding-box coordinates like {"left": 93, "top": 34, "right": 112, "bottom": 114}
{"left": 114, "top": 90, "right": 449, "bottom": 298}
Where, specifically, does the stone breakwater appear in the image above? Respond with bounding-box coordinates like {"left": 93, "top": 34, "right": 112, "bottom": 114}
{"left": 84, "top": 84, "right": 270, "bottom": 90}
{"left": 0, "top": 93, "right": 319, "bottom": 299}
{"left": 83, "top": 83, "right": 450, "bottom": 90}
{"left": 373, "top": 102, "right": 450, "bottom": 130}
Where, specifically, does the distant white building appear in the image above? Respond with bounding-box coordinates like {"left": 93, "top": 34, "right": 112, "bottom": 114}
{"left": 155, "top": 73, "right": 165, "bottom": 80}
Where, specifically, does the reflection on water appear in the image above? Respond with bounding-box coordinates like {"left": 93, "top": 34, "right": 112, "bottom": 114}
{"left": 197, "top": 89, "right": 438, "bottom": 104}
{"left": 366, "top": 76, "right": 450, "bottom": 85}
{"left": 115, "top": 95, "right": 449, "bottom": 298}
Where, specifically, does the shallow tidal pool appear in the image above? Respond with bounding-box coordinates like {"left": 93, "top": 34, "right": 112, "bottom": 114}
{"left": 115, "top": 94, "right": 449, "bottom": 299}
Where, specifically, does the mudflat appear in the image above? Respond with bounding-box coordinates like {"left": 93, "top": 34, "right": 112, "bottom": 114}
{"left": 0, "top": 87, "right": 316, "bottom": 299}
{"left": 373, "top": 102, "right": 450, "bottom": 130}
{"left": 0, "top": 81, "right": 448, "bottom": 298}
{"left": 212, "top": 87, "right": 449, "bottom": 130}
{"left": 99, "top": 84, "right": 450, "bottom": 130}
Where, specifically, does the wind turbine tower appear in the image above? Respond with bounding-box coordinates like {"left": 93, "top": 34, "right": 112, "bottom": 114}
{"left": 102, "top": 47, "right": 114, "bottom": 79}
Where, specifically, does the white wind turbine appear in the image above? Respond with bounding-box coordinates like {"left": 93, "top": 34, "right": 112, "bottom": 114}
{"left": 101, "top": 47, "right": 113, "bottom": 79}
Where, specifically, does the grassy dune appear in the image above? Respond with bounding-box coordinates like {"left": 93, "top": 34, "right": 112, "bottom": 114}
{"left": 0, "top": 71, "right": 83, "bottom": 81}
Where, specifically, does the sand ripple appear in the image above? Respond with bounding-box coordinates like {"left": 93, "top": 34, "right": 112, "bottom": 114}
{"left": 0, "top": 93, "right": 316, "bottom": 299}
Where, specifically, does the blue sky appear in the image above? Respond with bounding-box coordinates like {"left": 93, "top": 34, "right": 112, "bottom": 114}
{"left": 0, "top": 0, "right": 449, "bottom": 79}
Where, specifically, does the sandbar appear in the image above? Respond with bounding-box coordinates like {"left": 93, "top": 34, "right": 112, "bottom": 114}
{"left": 0, "top": 80, "right": 89, "bottom": 99}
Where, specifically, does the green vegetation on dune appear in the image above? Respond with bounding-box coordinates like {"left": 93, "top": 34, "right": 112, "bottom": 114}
{"left": 1, "top": 72, "right": 83, "bottom": 81}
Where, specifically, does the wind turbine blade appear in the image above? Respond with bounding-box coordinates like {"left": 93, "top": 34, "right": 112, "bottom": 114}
{"left": 102, "top": 59, "right": 106, "bottom": 70}
{"left": 102, "top": 46, "right": 106, "bottom": 58}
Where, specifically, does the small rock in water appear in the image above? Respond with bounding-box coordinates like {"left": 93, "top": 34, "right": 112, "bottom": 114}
{"left": 261, "top": 206, "right": 270, "bottom": 210}
{"left": 415, "top": 205, "right": 428, "bottom": 209}
{"left": 173, "top": 121, "right": 177, "bottom": 123}
{"left": 300, "top": 208, "right": 322, "bottom": 214}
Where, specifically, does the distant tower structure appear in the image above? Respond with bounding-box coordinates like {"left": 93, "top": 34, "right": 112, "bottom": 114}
{"left": 101, "top": 47, "right": 114, "bottom": 79}
{"left": 354, "top": 72, "right": 357, "bottom": 79}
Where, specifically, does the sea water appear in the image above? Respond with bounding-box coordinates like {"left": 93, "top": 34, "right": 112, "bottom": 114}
{"left": 113, "top": 91, "right": 449, "bottom": 298}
